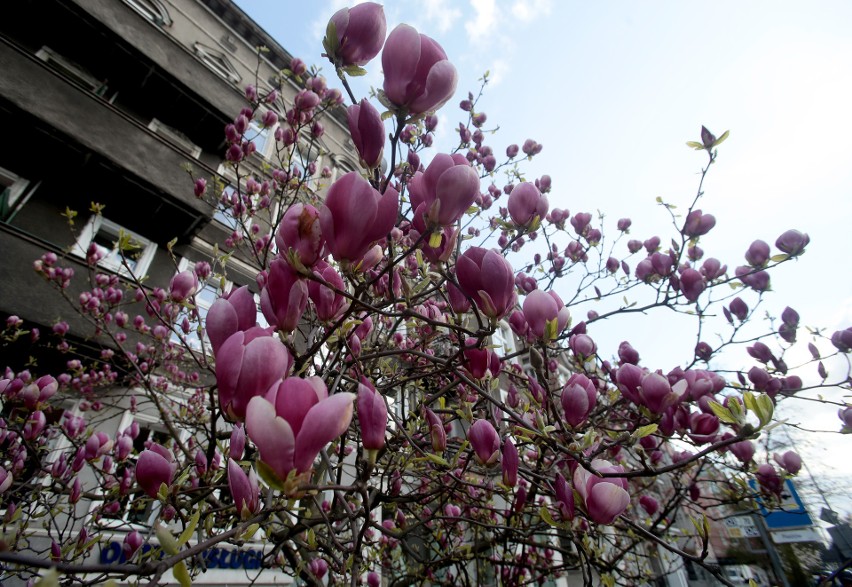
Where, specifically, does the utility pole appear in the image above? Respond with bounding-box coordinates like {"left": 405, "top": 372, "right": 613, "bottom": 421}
{"left": 754, "top": 514, "right": 790, "bottom": 587}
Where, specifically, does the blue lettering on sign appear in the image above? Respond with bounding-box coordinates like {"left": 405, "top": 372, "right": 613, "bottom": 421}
{"left": 100, "top": 541, "right": 263, "bottom": 570}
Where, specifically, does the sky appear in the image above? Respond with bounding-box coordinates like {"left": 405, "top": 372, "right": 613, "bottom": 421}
{"left": 233, "top": 0, "right": 852, "bottom": 521}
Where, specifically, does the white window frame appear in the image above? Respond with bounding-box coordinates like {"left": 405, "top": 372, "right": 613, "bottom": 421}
{"left": 492, "top": 320, "right": 517, "bottom": 356}
{"left": 0, "top": 167, "right": 41, "bottom": 222}
{"left": 248, "top": 121, "right": 272, "bottom": 160}
{"left": 35, "top": 46, "right": 110, "bottom": 98}
{"left": 148, "top": 118, "right": 202, "bottom": 159}
{"left": 72, "top": 216, "right": 157, "bottom": 279}
{"left": 121, "top": 0, "right": 172, "bottom": 26}
{"left": 193, "top": 43, "right": 241, "bottom": 85}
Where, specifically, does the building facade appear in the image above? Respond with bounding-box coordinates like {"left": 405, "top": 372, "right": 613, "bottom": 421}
{"left": 0, "top": 1, "right": 358, "bottom": 584}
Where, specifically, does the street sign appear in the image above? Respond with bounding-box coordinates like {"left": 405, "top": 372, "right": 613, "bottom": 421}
{"left": 770, "top": 528, "right": 821, "bottom": 544}
{"left": 750, "top": 479, "right": 814, "bottom": 530}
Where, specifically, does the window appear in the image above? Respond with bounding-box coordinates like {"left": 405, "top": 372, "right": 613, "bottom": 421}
{"left": 0, "top": 167, "right": 39, "bottom": 222}
{"left": 492, "top": 321, "right": 516, "bottom": 356}
{"left": 248, "top": 122, "right": 271, "bottom": 159}
{"left": 72, "top": 216, "right": 157, "bottom": 278}
{"left": 148, "top": 119, "right": 202, "bottom": 159}
{"left": 193, "top": 43, "right": 241, "bottom": 84}
{"left": 121, "top": 0, "right": 172, "bottom": 26}
{"left": 213, "top": 184, "right": 243, "bottom": 230}
{"left": 35, "top": 47, "right": 110, "bottom": 98}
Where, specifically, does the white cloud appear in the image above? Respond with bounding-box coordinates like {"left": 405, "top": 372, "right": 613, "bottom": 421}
{"left": 511, "top": 0, "right": 552, "bottom": 22}
{"left": 423, "top": 0, "right": 463, "bottom": 33}
{"left": 486, "top": 58, "right": 509, "bottom": 87}
{"left": 466, "top": 0, "right": 497, "bottom": 41}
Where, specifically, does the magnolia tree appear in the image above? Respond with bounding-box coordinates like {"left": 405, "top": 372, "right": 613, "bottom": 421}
{"left": 1, "top": 4, "right": 851, "bottom": 587}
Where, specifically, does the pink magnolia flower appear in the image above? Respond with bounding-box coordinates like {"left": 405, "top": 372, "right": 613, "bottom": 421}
{"left": 408, "top": 153, "right": 479, "bottom": 227}
{"left": 561, "top": 373, "right": 597, "bottom": 428}
{"left": 730, "top": 440, "right": 755, "bottom": 464}
{"left": 215, "top": 329, "right": 292, "bottom": 421}
{"left": 502, "top": 438, "right": 518, "bottom": 487}
{"left": 136, "top": 443, "right": 176, "bottom": 498}
{"left": 246, "top": 378, "right": 354, "bottom": 481}
{"left": 468, "top": 419, "right": 500, "bottom": 465}
{"left": 688, "top": 412, "right": 720, "bottom": 445}
{"left": 639, "top": 372, "right": 679, "bottom": 414}
{"left": 756, "top": 464, "right": 783, "bottom": 496}
{"left": 206, "top": 286, "right": 257, "bottom": 355}
{"left": 230, "top": 423, "right": 246, "bottom": 461}
{"left": 679, "top": 268, "right": 705, "bottom": 302}
{"left": 554, "top": 472, "right": 575, "bottom": 521}
{"left": 347, "top": 99, "right": 385, "bottom": 169}
{"left": 507, "top": 182, "right": 549, "bottom": 227}
{"left": 745, "top": 239, "right": 770, "bottom": 267}
{"left": 382, "top": 24, "right": 458, "bottom": 115}
{"left": 327, "top": 2, "right": 386, "bottom": 67}
{"left": 0, "top": 466, "right": 13, "bottom": 494}
{"left": 773, "top": 450, "right": 802, "bottom": 475}
{"left": 260, "top": 259, "right": 309, "bottom": 332}
{"left": 446, "top": 281, "right": 471, "bottom": 314}
{"left": 423, "top": 407, "right": 446, "bottom": 453}
{"left": 20, "top": 375, "right": 57, "bottom": 410}
{"left": 308, "top": 261, "right": 348, "bottom": 322}
{"left": 463, "top": 338, "right": 501, "bottom": 380}
{"left": 357, "top": 377, "right": 387, "bottom": 451}
{"left": 455, "top": 247, "right": 516, "bottom": 319}
{"left": 275, "top": 203, "right": 325, "bottom": 268}
{"left": 123, "top": 530, "right": 144, "bottom": 559}
{"left": 639, "top": 495, "right": 659, "bottom": 516}
{"left": 775, "top": 229, "right": 809, "bottom": 257}
{"left": 682, "top": 209, "right": 716, "bottom": 238}
{"left": 839, "top": 407, "right": 852, "bottom": 429}
{"left": 169, "top": 270, "right": 197, "bottom": 302}
{"left": 573, "top": 459, "right": 630, "bottom": 525}
{"left": 522, "top": 289, "right": 570, "bottom": 341}
{"left": 319, "top": 172, "right": 399, "bottom": 267}
{"left": 228, "top": 458, "right": 260, "bottom": 519}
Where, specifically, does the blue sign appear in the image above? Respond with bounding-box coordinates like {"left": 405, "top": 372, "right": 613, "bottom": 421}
{"left": 100, "top": 541, "right": 263, "bottom": 570}
{"left": 750, "top": 478, "right": 813, "bottom": 530}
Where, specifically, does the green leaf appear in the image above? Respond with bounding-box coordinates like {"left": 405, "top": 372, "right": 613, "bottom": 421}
{"left": 539, "top": 506, "right": 559, "bottom": 528}
{"left": 754, "top": 394, "right": 774, "bottom": 427}
{"left": 743, "top": 391, "right": 757, "bottom": 412}
{"left": 256, "top": 460, "right": 287, "bottom": 492}
{"left": 770, "top": 253, "right": 789, "bottom": 262}
{"left": 323, "top": 20, "right": 339, "bottom": 57}
{"left": 155, "top": 522, "right": 179, "bottom": 556}
{"left": 424, "top": 452, "right": 450, "bottom": 467}
{"left": 35, "top": 569, "right": 60, "bottom": 587}
{"left": 714, "top": 130, "right": 730, "bottom": 147}
{"left": 727, "top": 396, "right": 744, "bottom": 420}
{"left": 173, "top": 560, "right": 192, "bottom": 587}
{"left": 686, "top": 141, "right": 704, "bottom": 150}
{"left": 343, "top": 65, "right": 368, "bottom": 77}
{"left": 633, "top": 423, "right": 658, "bottom": 439}
{"left": 178, "top": 507, "right": 200, "bottom": 548}
{"left": 428, "top": 230, "right": 443, "bottom": 248}
{"left": 707, "top": 400, "right": 738, "bottom": 425}
{"left": 544, "top": 317, "right": 558, "bottom": 341}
